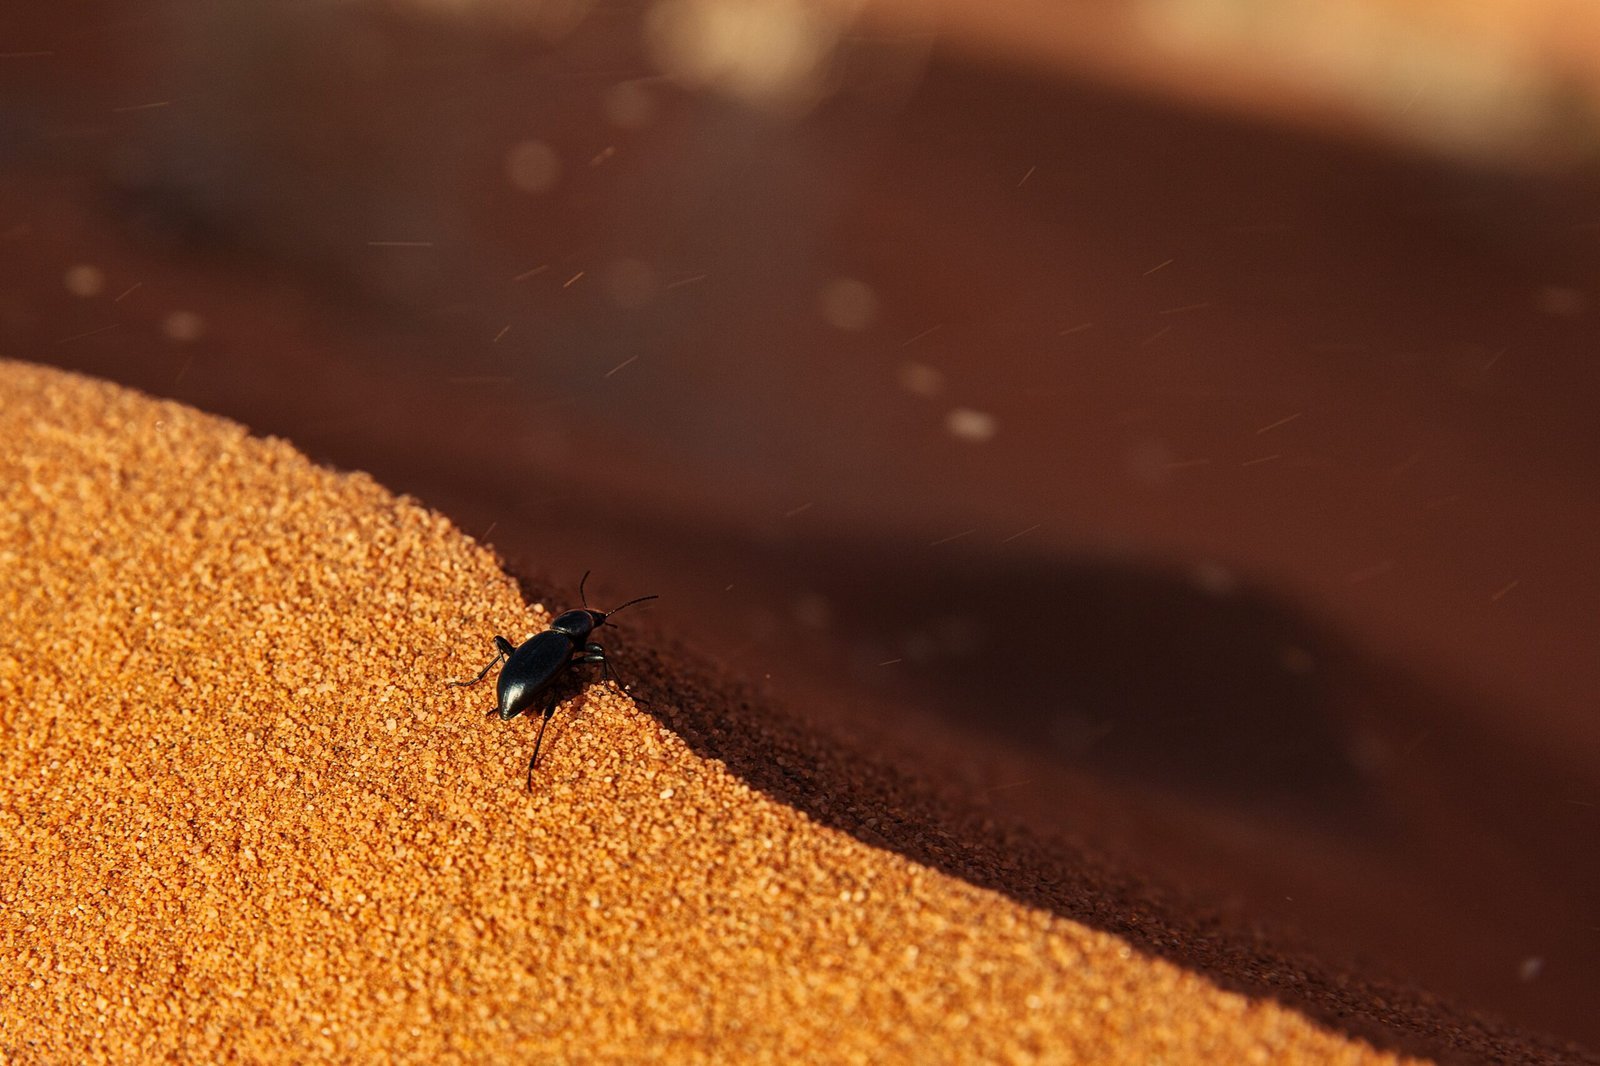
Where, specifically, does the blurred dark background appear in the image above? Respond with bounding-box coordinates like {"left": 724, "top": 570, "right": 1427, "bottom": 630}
{"left": 3, "top": 0, "right": 1598, "bottom": 1050}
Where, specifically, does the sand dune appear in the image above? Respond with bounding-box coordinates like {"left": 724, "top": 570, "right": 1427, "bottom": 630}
{"left": 1, "top": 361, "right": 1584, "bottom": 1063}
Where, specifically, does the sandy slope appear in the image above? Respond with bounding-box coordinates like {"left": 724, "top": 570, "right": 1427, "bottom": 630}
{"left": 0, "top": 359, "right": 1550, "bottom": 1063}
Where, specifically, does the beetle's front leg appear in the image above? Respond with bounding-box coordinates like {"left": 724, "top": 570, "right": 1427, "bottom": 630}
{"left": 577, "top": 642, "right": 631, "bottom": 692}
{"left": 583, "top": 643, "right": 644, "bottom": 701}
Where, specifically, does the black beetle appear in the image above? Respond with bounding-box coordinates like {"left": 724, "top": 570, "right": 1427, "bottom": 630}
{"left": 449, "top": 572, "right": 657, "bottom": 788}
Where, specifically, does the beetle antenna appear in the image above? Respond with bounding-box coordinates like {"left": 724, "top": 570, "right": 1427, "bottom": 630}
{"left": 578, "top": 570, "right": 592, "bottom": 609}
{"left": 601, "top": 593, "right": 658, "bottom": 620}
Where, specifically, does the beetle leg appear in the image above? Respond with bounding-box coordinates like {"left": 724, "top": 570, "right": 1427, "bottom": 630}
{"left": 588, "top": 645, "right": 648, "bottom": 704}
{"left": 526, "top": 689, "right": 562, "bottom": 789}
{"left": 447, "top": 635, "right": 513, "bottom": 688}
{"left": 576, "top": 642, "right": 629, "bottom": 692}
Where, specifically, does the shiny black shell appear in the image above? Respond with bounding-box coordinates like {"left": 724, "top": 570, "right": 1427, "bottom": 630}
{"left": 495, "top": 630, "right": 577, "bottom": 720}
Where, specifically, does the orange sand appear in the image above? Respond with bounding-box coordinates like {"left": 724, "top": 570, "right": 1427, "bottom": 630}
{"left": 0, "top": 360, "right": 1469, "bottom": 1062}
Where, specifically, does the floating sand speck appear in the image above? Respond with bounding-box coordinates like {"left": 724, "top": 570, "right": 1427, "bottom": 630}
{"left": 63, "top": 264, "right": 106, "bottom": 298}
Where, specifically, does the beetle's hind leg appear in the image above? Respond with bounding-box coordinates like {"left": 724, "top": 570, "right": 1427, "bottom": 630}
{"left": 526, "top": 689, "right": 562, "bottom": 790}
{"left": 448, "top": 635, "right": 515, "bottom": 688}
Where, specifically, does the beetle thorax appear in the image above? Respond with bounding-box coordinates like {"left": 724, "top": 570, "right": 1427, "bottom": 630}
{"left": 550, "top": 608, "right": 603, "bottom": 642}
